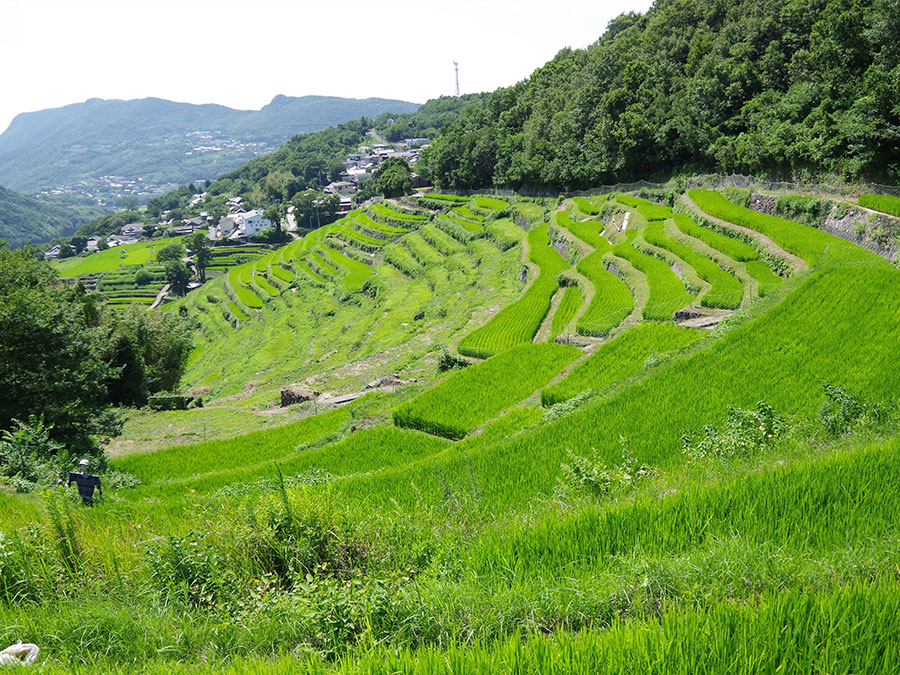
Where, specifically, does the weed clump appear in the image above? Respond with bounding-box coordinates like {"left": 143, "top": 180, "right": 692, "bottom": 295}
{"left": 682, "top": 401, "right": 787, "bottom": 460}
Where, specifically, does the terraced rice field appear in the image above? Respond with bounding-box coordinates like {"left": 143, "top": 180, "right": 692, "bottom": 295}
{"left": 394, "top": 342, "right": 580, "bottom": 439}
{"left": 612, "top": 230, "right": 692, "bottom": 320}
{"left": 457, "top": 223, "right": 569, "bottom": 358}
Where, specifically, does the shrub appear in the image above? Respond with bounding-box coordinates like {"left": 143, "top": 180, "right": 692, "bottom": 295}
{"left": 134, "top": 269, "right": 153, "bottom": 286}
{"left": 682, "top": 401, "right": 787, "bottom": 459}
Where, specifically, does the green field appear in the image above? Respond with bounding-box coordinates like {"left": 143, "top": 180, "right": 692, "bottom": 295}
{"left": 5, "top": 183, "right": 900, "bottom": 673}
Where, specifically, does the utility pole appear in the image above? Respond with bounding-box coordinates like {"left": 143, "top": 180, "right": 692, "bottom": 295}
{"left": 453, "top": 60, "right": 460, "bottom": 97}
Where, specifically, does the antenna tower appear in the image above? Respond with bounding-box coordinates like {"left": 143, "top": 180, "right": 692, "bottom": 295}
{"left": 453, "top": 60, "right": 460, "bottom": 97}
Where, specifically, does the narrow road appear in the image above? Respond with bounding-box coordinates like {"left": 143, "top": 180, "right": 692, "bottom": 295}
{"left": 148, "top": 284, "right": 170, "bottom": 310}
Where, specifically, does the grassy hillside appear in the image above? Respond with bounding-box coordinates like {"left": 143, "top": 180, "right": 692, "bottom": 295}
{"left": 2, "top": 186, "right": 900, "bottom": 673}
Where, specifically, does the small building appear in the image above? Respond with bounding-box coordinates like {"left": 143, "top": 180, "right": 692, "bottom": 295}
{"left": 337, "top": 196, "right": 353, "bottom": 215}
{"left": 324, "top": 181, "right": 357, "bottom": 196}
{"left": 85, "top": 236, "right": 102, "bottom": 252}
{"left": 121, "top": 222, "right": 144, "bottom": 237}
{"left": 44, "top": 245, "right": 60, "bottom": 261}
{"left": 347, "top": 167, "right": 372, "bottom": 183}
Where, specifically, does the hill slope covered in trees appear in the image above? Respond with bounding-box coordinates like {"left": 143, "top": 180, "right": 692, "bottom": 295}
{"left": 422, "top": 0, "right": 900, "bottom": 190}
{"left": 0, "top": 185, "right": 105, "bottom": 247}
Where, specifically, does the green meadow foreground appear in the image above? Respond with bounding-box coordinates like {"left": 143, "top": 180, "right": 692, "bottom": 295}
{"left": 4, "top": 188, "right": 900, "bottom": 673}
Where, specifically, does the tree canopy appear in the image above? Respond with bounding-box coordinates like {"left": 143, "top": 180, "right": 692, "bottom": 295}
{"left": 421, "top": 0, "right": 900, "bottom": 191}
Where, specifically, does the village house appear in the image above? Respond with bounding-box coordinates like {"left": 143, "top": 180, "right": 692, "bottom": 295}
{"left": 121, "top": 222, "right": 144, "bottom": 238}
{"left": 210, "top": 209, "right": 271, "bottom": 241}
{"left": 86, "top": 235, "right": 102, "bottom": 252}
{"left": 324, "top": 180, "right": 357, "bottom": 196}
{"left": 44, "top": 245, "right": 61, "bottom": 261}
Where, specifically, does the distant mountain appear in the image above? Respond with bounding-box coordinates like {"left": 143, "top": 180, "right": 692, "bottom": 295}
{"left": 0, "top": 95, "right": 419, "bottom": 202}
{"left": 0, "top": 185, "right": 106, "bottom": 248}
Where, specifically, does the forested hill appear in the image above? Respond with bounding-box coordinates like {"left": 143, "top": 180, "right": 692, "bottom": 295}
{"left": 422, "top": 0, "right": 900, "bottom": 191}
{"left": 0, "top": 185, "right": 105, "bottom": 248}
{"left": 0, "top": 95, "right": 419, "bottom": 198}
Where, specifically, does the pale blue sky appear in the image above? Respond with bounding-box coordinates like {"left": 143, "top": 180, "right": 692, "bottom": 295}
{"left": 0, "top": 0, "right": 653, "bottom": 134}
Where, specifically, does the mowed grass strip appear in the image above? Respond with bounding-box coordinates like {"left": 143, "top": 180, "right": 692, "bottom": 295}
{"left": 394, "top": 342, "right": 581, "bottom": 439}
{"left": 858, "top": 193, "right": 900, "bottom": 217}
{"left": 542, "top": 322, "right": 702, "bottom": 405}
{"left": 458, "top": 223, "right": 570, "bottom": 358}
{"left": 575, "top": 252, "right": 633, "bottom": 336}
{"left": 613, "top": 231, "right": 692, "bottom": 320}
{"left": 112, "top": 407, "right": 351, "bottom": 484}
{"left": 644, "top": 220, "right": 743, "bottom": 309}
{"left": 672, "top": 213, "right": 758, "bottom": 262}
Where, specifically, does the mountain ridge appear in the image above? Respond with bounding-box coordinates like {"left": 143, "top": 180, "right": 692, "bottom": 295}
{"left": 0, "top": 94, "right": 420, "bottom": 201}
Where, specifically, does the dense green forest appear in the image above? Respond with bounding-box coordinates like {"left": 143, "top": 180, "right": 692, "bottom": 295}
{"left": 421, "top": 0, "right": 900, "bottom": 191}
{"left": 0, "top": 185, "right": 105, "bottom": 248}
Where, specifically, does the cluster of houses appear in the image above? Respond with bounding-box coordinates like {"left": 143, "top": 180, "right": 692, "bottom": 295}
{"left": 323, "top": 139, "right": 430, "bottom": 205}
{"left": 43, "top": 139, "right": 433, "bottom": 260}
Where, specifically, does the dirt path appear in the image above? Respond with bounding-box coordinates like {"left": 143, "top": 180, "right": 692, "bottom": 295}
{"left": 678, "top": 194, "right": 807, "bottom": 273}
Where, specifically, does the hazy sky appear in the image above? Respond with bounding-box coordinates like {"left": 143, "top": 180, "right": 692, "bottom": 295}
{"left": 1, "top": 0, "right": 653, "bottom": 134}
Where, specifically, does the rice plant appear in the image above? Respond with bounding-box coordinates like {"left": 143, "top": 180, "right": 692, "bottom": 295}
{"left": 394, "top": 342, "right": 580, "bottom": 439}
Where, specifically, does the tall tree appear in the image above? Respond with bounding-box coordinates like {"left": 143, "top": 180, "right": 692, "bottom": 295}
{"left": 0, "top": 246, "right": 118, "bottom": 456}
